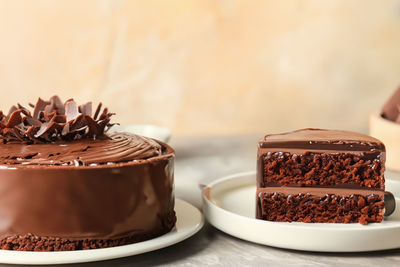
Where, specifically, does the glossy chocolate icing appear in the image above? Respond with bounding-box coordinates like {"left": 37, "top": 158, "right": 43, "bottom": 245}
{"left": 0, "top": 132, "right": 162, "bottom": 166}
{"left": 0, "top": 132, "right": 175, "bottom": 240}
{"left": 259, "top": 128, "right": 385, "bottom": 151}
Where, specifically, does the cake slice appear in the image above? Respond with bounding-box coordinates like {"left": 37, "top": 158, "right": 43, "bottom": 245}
{"left": 256, "top": 128, "right": 386, "bottom": 225}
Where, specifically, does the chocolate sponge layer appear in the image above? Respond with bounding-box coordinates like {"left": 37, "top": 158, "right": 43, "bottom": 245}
{"left": 261, "top": 152, "right": 383, "bottom": 189}
{"left": 257, "top": 192, "right": 384, "bottom": 225}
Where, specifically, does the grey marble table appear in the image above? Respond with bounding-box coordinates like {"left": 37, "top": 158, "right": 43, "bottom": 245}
{"left": 4, "top": 135, "right": 400, "bottom": 267}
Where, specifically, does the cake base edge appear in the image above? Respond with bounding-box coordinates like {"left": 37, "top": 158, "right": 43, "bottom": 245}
{"left": 0, "top": 212, "right": 176, "bottom": 251}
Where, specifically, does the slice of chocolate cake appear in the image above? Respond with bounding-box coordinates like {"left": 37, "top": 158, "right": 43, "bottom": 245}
{"left": 256, "top": 128, "right": 386, "bottom": 225}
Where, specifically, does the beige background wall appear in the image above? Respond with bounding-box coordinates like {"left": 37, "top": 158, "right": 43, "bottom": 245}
{"left": 0, "top": 0, "right": 399, "bottom": 135}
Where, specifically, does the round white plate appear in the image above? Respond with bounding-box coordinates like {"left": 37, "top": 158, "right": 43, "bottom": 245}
{"left": 203, "top": 171, "right": 400, "bottom": 252}
{"left": 110, "top": 124, "right": 171, "bottom": 143}
{"left": 0, "top": 198, "right": 203, "bottom": 265}
{"left": 386, "top": 170, "right": 400, "bottom": 197}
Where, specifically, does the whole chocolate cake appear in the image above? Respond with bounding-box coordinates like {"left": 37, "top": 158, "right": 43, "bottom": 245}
{"left": 0, "top": 96, "right": 176, "bottom": 251}
{"left": 256, "top": 128, "right": 386, "bottom": 225}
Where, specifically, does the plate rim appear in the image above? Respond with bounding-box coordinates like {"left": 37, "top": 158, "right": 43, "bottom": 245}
{"left": 0, "top": 198, "right": 204, "bottom": 265}
{"left": 202, "top": 171, "right": 400, "bottom": 252}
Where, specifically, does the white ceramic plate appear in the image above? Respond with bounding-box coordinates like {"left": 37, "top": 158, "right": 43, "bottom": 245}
{"left": 386, "top": 170, "right": 400, "bottom": 197}
{"left": 110, "top": 124, "right": 171, "bottom": 143}
{"left": 0, "top": 199, "right": 203, "bottom": 265}
{"left": 203, "top": 171, "right": 400, "bottom": 252}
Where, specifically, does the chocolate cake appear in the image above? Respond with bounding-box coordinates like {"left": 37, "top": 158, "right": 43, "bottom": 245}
{"left": 256, "top": 128, "right": 386, "bottom": 225}
{"left": 0, "top": 96, "right": 176, "bottom": 251}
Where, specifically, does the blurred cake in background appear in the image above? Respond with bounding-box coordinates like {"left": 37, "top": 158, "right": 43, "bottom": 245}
{"left": 370, "top": 87, "right": 400, "bottom": 172}
{"left": 0, "top": 96, "right": 176, "bottom": 251}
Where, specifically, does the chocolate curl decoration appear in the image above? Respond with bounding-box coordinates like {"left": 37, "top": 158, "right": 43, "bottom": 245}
{"left": 0, "top": 96, "right": 115, "bottom": 143}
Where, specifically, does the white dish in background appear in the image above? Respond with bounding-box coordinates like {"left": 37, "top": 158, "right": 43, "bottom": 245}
{"left": 203, "top": 171, "right": 400, "bottom": 252}
{"left": 110, "top": 124, "right": 171, "bottom": 143}
{"left": 0, "top": 199, "right": 203, "bottom": 265}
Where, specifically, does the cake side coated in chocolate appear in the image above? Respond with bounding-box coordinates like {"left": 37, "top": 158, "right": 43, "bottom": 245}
{"left": 256, "top": 128, "right": 386, "bottom": 224}
{"left": 0, "top": 133, "right": 176, "bottom": 250}
{"left": 0, "top": 135, "right": 175, "bottom": 239}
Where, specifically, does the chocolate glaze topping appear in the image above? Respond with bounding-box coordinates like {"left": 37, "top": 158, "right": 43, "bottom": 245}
{"left": 0, "top": 132, "right": 162, "bottom": 166}
{"left": 259, "top": 128, "right": 385, "bottom": 151}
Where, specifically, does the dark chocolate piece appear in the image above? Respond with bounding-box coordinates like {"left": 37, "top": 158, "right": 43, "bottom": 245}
{"left": 384, "top": 191, "right": 396, "bottom": 216}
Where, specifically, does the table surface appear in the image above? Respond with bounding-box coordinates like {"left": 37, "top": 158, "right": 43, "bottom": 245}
{"left": 3, "top": 135, "right": 400, "bottom": 267}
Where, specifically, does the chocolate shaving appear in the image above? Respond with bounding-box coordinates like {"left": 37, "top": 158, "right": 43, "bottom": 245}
{"left": 79, "top": 102, "right": 92, "bottom": 116}
{"left": 6, "top": 111, "right": 23, "bottom": 128}
{"left": 93, "top": 102, "right": 102, "bottom": 120}
{"left": 33, "top": 98, "right": 50, "bottom": 120}
{"left": 0, "top": 96, "right": 115, "bottom": 143}
{"left": 65, "top": 100, "right": 80, "bottom": 122}
{"left": 6, "top": 106, "right": 18, "bottom": 121}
